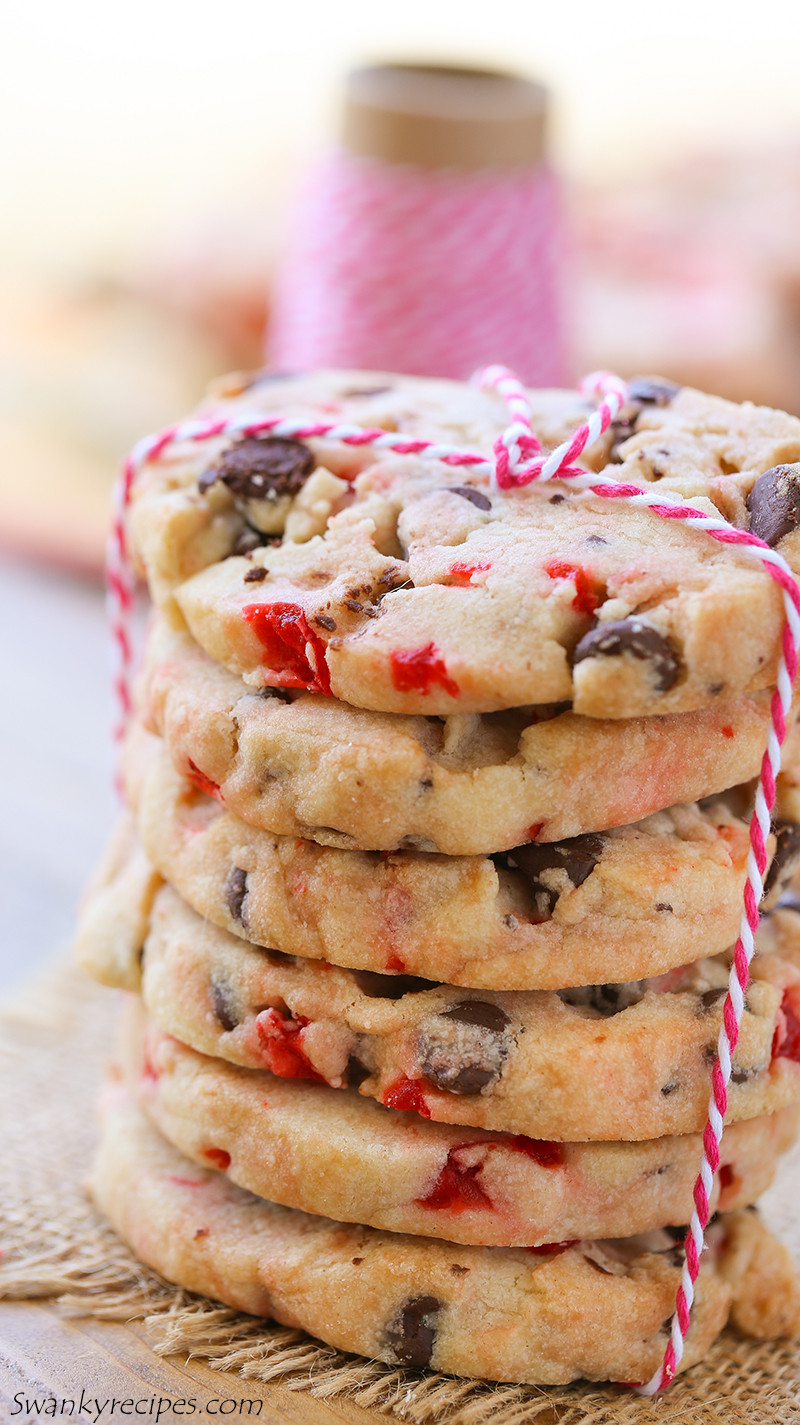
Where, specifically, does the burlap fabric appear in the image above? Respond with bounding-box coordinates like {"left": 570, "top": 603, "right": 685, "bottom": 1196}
{"left": 1, "top": 962, "right": 799, "bottom": 1425}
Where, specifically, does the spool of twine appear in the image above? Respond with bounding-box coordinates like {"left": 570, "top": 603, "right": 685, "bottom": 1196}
{"left": 268, "top": 63, "right": 569, "bottom": 384}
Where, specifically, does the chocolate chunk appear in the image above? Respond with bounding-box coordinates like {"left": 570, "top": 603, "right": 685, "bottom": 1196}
{"left": 386, "top": 1296, "right": 442, "bottom": 1369}
{"left": 627, "top": 378, "right": 681, "bottom": 407}
{"left": 244, "top": 566, "right": 268, "bottom": 583}
{"left": 763, "top": 821, "right": 800, "bottom": 901}
{"left": 440, "top": 1000, "right": 510, "bottom": 1033}
{"left": 352, "top": 969, "right": 439, "bottom": 999}
{"left": 210, "top": 977, "right": 239, "bottom": 1032}
{"left": 559, "top": 981, "right": 646, "bottom": 1016}
{"left": 696, "top": 987, "right": 727, "bottom": 1015}
{"left": 497, "top": 833, "right": 603, "bottom": 917}
{"left": 419, "top": 1001, "right": 511, "bottom": 1095}
{"left": 202, "top": 436, "right": 315, "bottom": 502}
{"left": 232, "top": 526, "right": 270, "bottom": 557}
{"left": 571, "top": 618, "right": 680, "bottom": 693}
{"left": 449, "top": 485, "right": 492, "bottom": 511}
{"left": 345, "top": 1055, "right": 371, "bottom": 1088}
{"left": 225, "top": 867, "right": 248, "bottom": 925}
{"left": 314, "top": 613, "right": 337, "bottom": 631}
{"left": 747, "top": 464, "right": 800, "bottom": 547}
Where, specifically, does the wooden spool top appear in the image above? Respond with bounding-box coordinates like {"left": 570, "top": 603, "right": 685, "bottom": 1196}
{"left": 341, "top": 62, "right": 549, "bottom": 171}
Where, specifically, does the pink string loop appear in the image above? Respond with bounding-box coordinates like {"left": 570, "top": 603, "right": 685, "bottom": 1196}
{"left": 107, "top": 368, "right": 800, "bottom": 1395}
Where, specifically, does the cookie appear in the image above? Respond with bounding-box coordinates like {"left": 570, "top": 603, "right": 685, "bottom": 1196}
{"left": 126, "top": 368, "right": 800, "bottom": 718}
{"left": 140, "top": 621, "right": 800, "bottom": 854}
{"left": 123, "top": 730, "right": 800, "bottom": 989}
{"left": 72, "top": 816, "right": 161, "bottom": 991}
{"left": 95, "top": 1087, "right": 800, "bottom": 1384}
{"left": 123, "top": 1000, "right": 800, "bottom": 1248}
{"left": 132, "top": 883, "right": 800, "bottom": 1142}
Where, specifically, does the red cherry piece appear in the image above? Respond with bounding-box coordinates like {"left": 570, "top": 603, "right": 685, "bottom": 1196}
{"left": 255, "top": 1008, "right": 325, "bottom": 1081}
{"left": 544, "top": 560, "right": 600, "bottom": 618}
{"left": 243, "top": 602, "right": 332, "bottom": 694}
{"left": 505, "top": 1136, "right": 565, "bottom": 1168}
{"left": 201, "top": 1148, "right": 231, "bottom": 1170}
{"left": 389, "top": 643, "right": 459, "bottom": 698}
{"left": 417, "top": 1147, "right": 493, "bottom": 1212}
{"left": 385, "top": 954, "right": 407, "bottom": 973}
{"left": 382, "top": 1075, "right": 432, "bottom": 1118}
{"left": 446, "top": 561, "right": 491, "bottom": 586}
{"left": 187, "top": 759, "right": 223, "bottom": 803}
{"left": 771, "top": 987, "right": 800, "bottom": 1063}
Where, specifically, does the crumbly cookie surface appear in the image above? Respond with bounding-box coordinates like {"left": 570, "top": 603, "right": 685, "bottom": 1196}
{"left": 123, "top": 731, "right": 800, "bottom": 988}
{"left": 140, "top": 622, "right": 800, "bottom": 853}
{"left": 122, "top": 1001, "right": 799, "bottom": 1248}
{"left": 93, "top": 1088, "right": 800, "bottom": 1384}
{"left": 131, "top": 884, "right": 800, "bottom": 1142}
{"left": 127, "top": 368, "right": 800, "bottom": 719}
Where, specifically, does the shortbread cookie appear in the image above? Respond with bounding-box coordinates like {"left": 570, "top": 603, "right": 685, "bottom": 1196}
{"left": 140, "top": 622, "right": 800, "bottom": 854}
{"left": 73, "top": 816, "right": 161, "bottom": 991}
{"left": 127, "top": 367, "right": 800, "bottom": 718}
{"left": 136, "top": 885, "right": 800, "bottom": 1142}
{"left": 124, "top": 1003, "right": 800, "bottom": 1247}
{"left": 126, "top": 730, "right": 800, "bottom": 988}
{"left": 93, "top": 1089, "right": 800, "bottom": 1385}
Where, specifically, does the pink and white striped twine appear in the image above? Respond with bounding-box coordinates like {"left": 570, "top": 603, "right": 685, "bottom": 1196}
{"left": 107, "top": 366, "right": 800, "bottom": 1394}
{"left": 268, "top": 150, "right": 568, "bottom": 387}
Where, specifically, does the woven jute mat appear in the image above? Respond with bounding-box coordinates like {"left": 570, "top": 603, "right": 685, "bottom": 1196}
{"left": 1, "top": 962, "right": 799, "bottom": 1425}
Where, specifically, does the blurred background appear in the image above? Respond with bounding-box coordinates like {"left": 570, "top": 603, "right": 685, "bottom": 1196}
{"left": 4, "top": 0, "right": 800, "bottom": 987}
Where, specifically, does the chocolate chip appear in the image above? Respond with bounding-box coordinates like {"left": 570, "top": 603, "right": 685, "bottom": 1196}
{"left": 419, "top": 777, "right": 433, "bottom": 791}
{"left": 419, "top": 1001, "right": 511, "bottom": 1095}
{"left": 352, "top": 969, "right": 439, "bottom": 999}
{"left": 386, "top": 1296, "right": 442, "bottom": 1369}
{"left": 628, "top": 378, "right": 681, "bottom": 406}
{"left": 708, "top": 682, "right": 725, "bottom": 695}
{"left": 345, "top": 1055, "right": 371, "bottom": 1088}
{"left": 763, "top": 821, "right": 800, "bottom": 901}
{"left": 747, "top": 464, "right": 800, "bottom": 547}
{"left": 244, "top": 566, "right": 268, "bottom": 583}
{"left": 352, "top": 1256, "right": 364, "bottom": 1265}
{"left": 656, "top": 902, "right": 673, "bottom": 913}
{"left": 314, "top": 613, "right": 337, "bottom": 631}
{"left": 549, "top": 493, "right": 565, "bottom": 504}
{"left": 225, "top": 867, "right": 248, "bottom": 925}
{"left": 343, "top": 385, "right": 392, "bottom": 398}
{"left": 202, "top": 436, "right": 315, "bottom": 502}
{"left": 571, "top": 618, "right": 680, "bottom": 693}
{"left": 449, "top": 485, "right": 492, "bottom": 511}
{"left": 696, "top": 987, "right": 727, "bottom": 1015}
{"left": 210, "top": 977, "right": 239, "bottom": 1032}
{"left": 559, "top": 981, "right": 646, "bottom": 1016}
{"left": 584, "top": 534, "right": 608, "bottom": 546}
{"left": 661, "top": 1080, "right": 680, "bottom": 1096}
{"left": 450, "top": 1264, "right": 469, "bottom": 1276}
{"left": 232, "top": 526, "right": 271, "bottom": 557}
{"left": 345, "top": 599, "right": 363, "bottom": 612}
{"left": 731, "top": 1066, "right": 758, "bottom": 1084}
{"left": 440, "top": 1000, "right": 510, "bottom": 1033}
{"left": 496, "top": 833, "right": 604, "bottom": 917}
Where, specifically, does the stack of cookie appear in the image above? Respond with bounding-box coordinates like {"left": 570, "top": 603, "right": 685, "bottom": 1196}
{"left": 77, "top": 370, "right": 800, "bottom": 1386}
